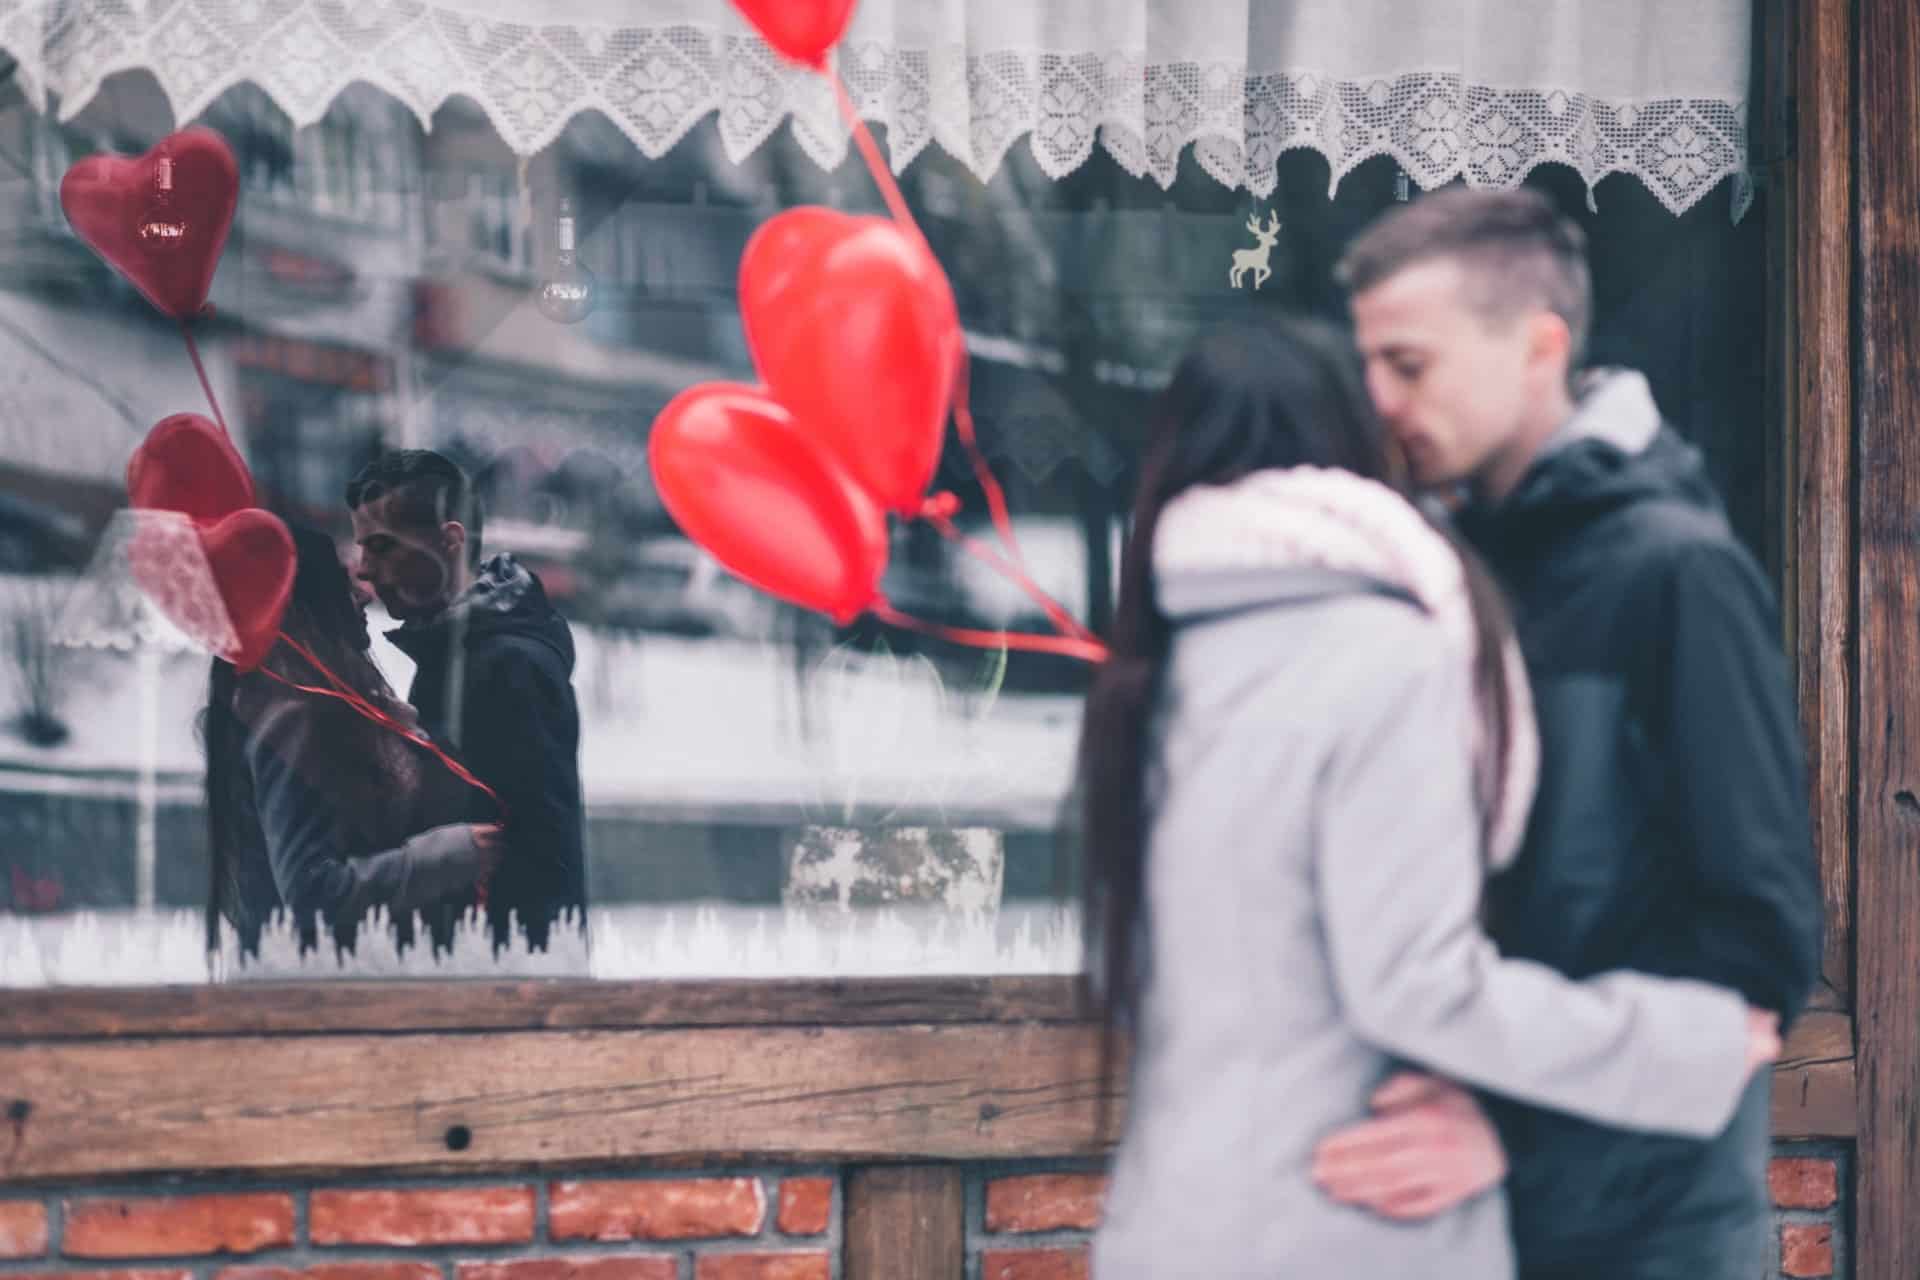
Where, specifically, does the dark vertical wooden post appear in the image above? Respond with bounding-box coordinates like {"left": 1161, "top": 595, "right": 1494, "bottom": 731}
{"left": 1076, "top": 465, "right": 1114, "bottom": 639}
{"left": 1853, "top": 0, "right": 1920, "bottom": 1275}
{"left": 1795, "top": 0, "right": 1856, "bottom": 1011}
{"left": 1759, "top": 0, "right": 1790, "bottom": 596}
{"left": 844, "top": 1165, "right": 966, "bottom": 1280}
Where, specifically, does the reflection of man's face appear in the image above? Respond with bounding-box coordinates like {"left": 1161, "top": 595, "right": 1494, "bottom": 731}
{"left": 350, "top": 494, "right": 459, "bottom": 623}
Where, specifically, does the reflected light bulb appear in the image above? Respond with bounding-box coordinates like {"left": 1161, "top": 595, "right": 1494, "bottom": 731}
{"left": 537, "top": 197, "right": 597, "bottom": 324}
{"left": 137, "top": 154, "right": 190, "bottom": 256}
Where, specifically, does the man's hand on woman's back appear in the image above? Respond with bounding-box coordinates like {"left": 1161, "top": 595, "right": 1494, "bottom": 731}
{"left": 1745, "top": 1007, "right": 1782, "bottom": 1074}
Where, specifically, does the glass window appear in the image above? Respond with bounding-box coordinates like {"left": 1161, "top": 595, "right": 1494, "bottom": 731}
{"left": 0, "top": 62, "right": 1772, "bottom": 985}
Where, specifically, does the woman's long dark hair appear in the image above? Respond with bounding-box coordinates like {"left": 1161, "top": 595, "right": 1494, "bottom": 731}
{"left": 1078, "top": 316, "right": 1518, "bottom": 1130}
{"left": 203, "top": 524, "right": 385, "bottom": 954}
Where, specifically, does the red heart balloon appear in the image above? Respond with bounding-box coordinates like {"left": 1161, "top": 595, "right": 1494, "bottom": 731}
{"left": 649, "top": 382, "right": 888, "bottom": 624}
{"left": 730, "top": 0, "right": 856, "bottom": 67}
{"left": 201, "top": 509, "right": 296, "bottom": 671}
{"left": 127, "top": 413, "right": 255, "bottom": 524}
{"left": 126, "top": 507, "right": 293, "bottom": 671}
{"left": 741, "top": 207, "right": 961, "bottom": 517}
{"left": 60, "top": 127, "right": 238, "bottom": 321}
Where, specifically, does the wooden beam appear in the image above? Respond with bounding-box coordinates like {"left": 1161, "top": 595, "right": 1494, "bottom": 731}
{"left": 0, "top": 976, "right": 1089, "bottom": 1042}
{"left": 0, "top": 1024, "right": 1113, "bottom": 1182}
{"left": 1794, "top": 0, "right": 1856, "bottom": 1007}
{"left": 845, "top": 1165, "right": 965, "bottom": 1280}
{"left": 1773, "top": 1060, "right": 1856, "bottom": 1140}
{"left": 0, "top": 1015, "right": 1849, "bottom": 1183}
{"left": 1854, "top": 0, "right": 1920, "bottom": 1275}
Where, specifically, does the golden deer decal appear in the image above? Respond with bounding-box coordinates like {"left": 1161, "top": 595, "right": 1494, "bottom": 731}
{"left": 1230, "top": 209, "right": 1282, "bottom": 290}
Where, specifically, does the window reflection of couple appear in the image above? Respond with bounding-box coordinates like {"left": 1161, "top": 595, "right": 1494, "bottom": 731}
{"left": 204, "top": 451, "right": 587, "bottom": 958}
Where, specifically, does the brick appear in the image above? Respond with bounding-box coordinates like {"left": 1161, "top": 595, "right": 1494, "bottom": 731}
{"left": 984, "top": 1175, "right": 1106, "bottom": 1234}
{"left": 1770, "top": 1158, "right": 1840, "bottom": 1210}
{"left": 775, "top": 1179, "right": 833, "bottom": 1236}
{"left": 980, "top": 1249, "right": 1090, "bottom": 1280}
{"left": 695, "top": 1254, "right": 831, "bottom": 1280}
{"left": 549, "top": 1179, "right": 765, "bottom": 1242}
{"left": 310, "top": 1188, "right": 535, "bottom": 1247}
{"left": 220, "top": 1266, "right": 441, "bottom": 1280}
{"left": 459, "top": 1258, "right": 678, "bottom": 1280}
{"left": 1782, "top": 1224, "right": 1835, "bottom": 1278}
{"left": 63, "top": 1194, "right": 294, "bottom": 1259}
{"left": 0, "top": 1201, "right": 49, "bottom": 1257}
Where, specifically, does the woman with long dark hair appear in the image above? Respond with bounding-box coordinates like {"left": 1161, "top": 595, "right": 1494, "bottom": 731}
{"left": 1081, "top": 318, "right": 1778, "bottom": 1277}
{"left": 205, "top": 524, "right": 500, "bottom": 957}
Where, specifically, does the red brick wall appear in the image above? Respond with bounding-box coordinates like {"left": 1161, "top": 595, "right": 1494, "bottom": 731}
{"left": 966, "top": 1144, "right": 1853, "bottom": 1279}
{"left": 0, "top": 1146, "right": 1849, "bottom": 1279}
{"left": 1771, "top": 1144, "right": 1850, "bottom": 1279}
{"left": 0, "top": 1174, "right": 836, "bottom": 1280}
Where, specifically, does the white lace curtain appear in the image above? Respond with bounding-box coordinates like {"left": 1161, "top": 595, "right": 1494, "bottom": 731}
{"left": 0, "top": 0, "right": 1753, "bottom": 216}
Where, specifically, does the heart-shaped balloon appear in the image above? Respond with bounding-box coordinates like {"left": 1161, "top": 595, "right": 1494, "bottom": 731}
{"left": 61, "top": 127, "right": 239, "bottom": 321}
{"left": 200, "top": 509, "right": 296, "bottom": 671}
{"left": 730, "top": 0, "right": 856, "bottom": 67}
{"left": 740, "top": 207, "right": 961, "bottom": 517}
{"left": 126, "top": 507, "right": 293, "bottom": 671}
{"left": 649, "top": 381, "right": 888, "bottom": 624}
{"left": 127, "top": 412, "right": 254, "bottom": 524}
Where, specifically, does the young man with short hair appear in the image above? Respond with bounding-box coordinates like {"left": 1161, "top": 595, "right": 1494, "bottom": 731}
{"left": 347, "top": 449, "right": 587, "bottom": 952}
{"left": 1313, "top": 188, "right": 1821, "bottom": 1278}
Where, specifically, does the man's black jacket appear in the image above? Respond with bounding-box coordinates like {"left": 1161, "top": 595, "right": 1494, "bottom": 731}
{"left": 390, "top": 554, "right": 587, "bottom": 951}
{"left": 1456, "top": 381, "right": 1820, "bottom": 1272}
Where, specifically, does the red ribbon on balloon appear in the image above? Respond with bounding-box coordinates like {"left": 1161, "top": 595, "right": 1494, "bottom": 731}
{"left": 656, "top": 0, "right": 1109, "bottom": 663}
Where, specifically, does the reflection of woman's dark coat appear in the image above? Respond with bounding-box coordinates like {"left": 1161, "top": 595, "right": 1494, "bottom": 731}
{"left": 217, "top": 652, "right": 488, "bottom": 956}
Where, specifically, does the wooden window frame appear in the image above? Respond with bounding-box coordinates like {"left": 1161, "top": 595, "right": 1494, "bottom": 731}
{"left": 2, "top": 0, "right": 1900, "bottom": 1268}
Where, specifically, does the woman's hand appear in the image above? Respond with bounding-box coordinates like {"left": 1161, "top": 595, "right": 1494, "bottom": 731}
{"left": 1745, "top": 1007, "right": 1782, "bottom": 1075}
{"left": 470, "top": 823, "right": 507, "bottom": 874}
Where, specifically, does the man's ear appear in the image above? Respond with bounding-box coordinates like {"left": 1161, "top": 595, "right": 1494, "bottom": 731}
{"left": 1526, "top": 311, "right": 1574, "bottom": 382}
{"left": 441, "top": 520, "right": 468, "bottom": 564}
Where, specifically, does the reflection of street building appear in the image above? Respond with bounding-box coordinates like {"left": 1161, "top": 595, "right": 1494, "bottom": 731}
{"left": 0, "top": 81, "right": 1104, "bottom": 925}
{"left": 231, "top": 332, "right": 392, "bottom": 528}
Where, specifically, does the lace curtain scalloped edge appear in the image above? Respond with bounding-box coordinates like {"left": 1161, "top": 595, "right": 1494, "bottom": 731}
{"left": 0, "top": 4, "right": 1752, "bottom": 220}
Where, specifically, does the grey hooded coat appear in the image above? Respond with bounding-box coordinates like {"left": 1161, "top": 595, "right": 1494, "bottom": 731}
{"left": 1091, "top": 475, "right": 1759, "bottom": 1280}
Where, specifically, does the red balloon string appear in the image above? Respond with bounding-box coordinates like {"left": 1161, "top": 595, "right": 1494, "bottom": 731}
{"left": 261, "top": 633, "right": 506, "bottom": 905}
{"left": 825, "top": 67, "right": 1104, "bottom": 657}
{"left": 917, "top": 497, "right": 1100, "bottom": 646}
{"left": 871, "top": 598, "right": 1109, "bottom": 664}
{"left": 828, "top": 71, "right": 917, "bottom": 236}
{"left": 942, "top": 361, "right": 1101, "bottom": 640}
{"left": 180, "top": 318, "right": 231, "bottom": 439}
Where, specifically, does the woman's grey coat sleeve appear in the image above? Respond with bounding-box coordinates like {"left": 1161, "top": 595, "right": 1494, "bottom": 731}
{"left": 1308, "top": 641, "right": 1754, "bottom": 1139}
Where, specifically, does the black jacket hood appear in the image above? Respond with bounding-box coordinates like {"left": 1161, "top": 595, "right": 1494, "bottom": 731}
{"left": 387, "top": 554, "right": 575, "bottom": 674}
{"left": 1460, "top": 368, "right": 1720, "bottom": 545}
